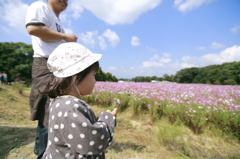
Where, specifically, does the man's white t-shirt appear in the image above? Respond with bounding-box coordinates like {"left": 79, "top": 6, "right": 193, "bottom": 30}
{"left": 25, "top": 1, "right": 65, "bottom": 58}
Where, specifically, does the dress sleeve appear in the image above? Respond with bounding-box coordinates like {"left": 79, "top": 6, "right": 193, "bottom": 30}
{"left": 25, "top": 2, "right": 49, "bottom": 27}
{"left": 60, "top": 101, "right": 116, "bottom": 156}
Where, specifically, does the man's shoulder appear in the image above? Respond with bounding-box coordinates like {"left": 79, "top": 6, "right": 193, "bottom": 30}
{"left": 27, "top": 1, "right": 52, "bottom": 18}
{"left": 29, "top": 1, "right": 48, "bottom": 9}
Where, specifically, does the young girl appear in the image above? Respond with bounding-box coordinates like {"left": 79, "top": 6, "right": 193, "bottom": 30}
{"left": 42, "top": 42, "right": 117, "bottom": 159}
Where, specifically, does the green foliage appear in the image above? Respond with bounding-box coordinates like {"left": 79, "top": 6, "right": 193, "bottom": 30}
{"left": 11, "top": 78, "right": 26, "bottom": 94}
{"left": 224, "top": 79, "right": 237, "bottom": 85}
{"left": 0, "top": 42, "right": 33, "bottom": 85}
{"left": 83, "top": 91, "right": 130, "bottom": 112}
{"left": 175, "top": 62, "right": 240, "bottom": 85}
{"left": 12, "top": 83, "right": 25, "bottom": 94}
{"left": 95, "top": 67, "right": 118, "bottom": 82}
{"left": 106, "top": 98, "right": 121, "bottom": 111}
{"left": 157, "top": 118, "right": 184, "bottom": 145}
{"left": 213, "top": 80, "right": 221, "bottom": 85}
{"left": 132, "top": 76, "right": 164, "bottom": 82}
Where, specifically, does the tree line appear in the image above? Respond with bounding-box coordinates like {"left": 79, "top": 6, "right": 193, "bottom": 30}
{"left": 0, "top": 42, "right": 117, "bottom": 85}
{"left": 123, "top": 61, "right": 240, "bottom": 85}
{"left": 127, "top": 74, "right": 175, "bottom": 83}
{"left": 174, "top": 62, "right": 240, "bottom": 85}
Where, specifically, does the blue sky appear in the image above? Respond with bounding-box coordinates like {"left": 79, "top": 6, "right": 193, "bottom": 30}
{"left": 0, "top": 0, "right": 240, "bottom": 79}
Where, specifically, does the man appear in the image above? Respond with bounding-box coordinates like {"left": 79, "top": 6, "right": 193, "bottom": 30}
{"left": 25, "top": 0, "right": 77, "bottom": 158}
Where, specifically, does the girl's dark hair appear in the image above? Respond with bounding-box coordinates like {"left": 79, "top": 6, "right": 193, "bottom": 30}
{"left": 44, "top": 61, "right": 99, "bottom": 98}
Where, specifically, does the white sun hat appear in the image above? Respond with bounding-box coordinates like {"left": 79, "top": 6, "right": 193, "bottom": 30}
{"left": 47, "top": 42, "right": 102, "bottom": 78}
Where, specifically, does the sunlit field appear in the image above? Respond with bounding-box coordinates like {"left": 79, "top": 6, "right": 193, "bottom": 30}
{"left": 83, "top": 82, "right": 240, "bottom": 138}
{"left": 1, "top": 83, "right": 240, "bottom": 158}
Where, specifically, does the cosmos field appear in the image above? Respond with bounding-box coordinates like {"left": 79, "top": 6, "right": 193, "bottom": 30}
{"left": 83, "top": 82, "right": 240, "bottom": 136}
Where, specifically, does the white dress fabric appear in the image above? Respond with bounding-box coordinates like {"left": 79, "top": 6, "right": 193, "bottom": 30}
{"left": 43, "top": 95, "right": 116, "bottom": 159}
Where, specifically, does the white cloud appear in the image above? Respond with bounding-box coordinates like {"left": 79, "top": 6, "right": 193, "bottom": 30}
{"left": 112, "top": 45, "right": 240, "bottom": 78}
{"left": 0, "top": 0, "right": 29, "bottom": 33}
{"left": 0, "top": 25, "right": 12, "bottom": 34}
{"left": 178, "top": 45, "right": 240, "bottom": 68}
{"left": 142, "top": 54, "right": 171, "bottom": 68}
{"left": 79, "top": 31, "right": 98, "bottom": 47}
{"left": 146, "top": 46, "right": 157, "bottom": 52}
{"left": 177, "top": 45, "right": 240, "bottom": 68}
{"left": 174, "top": 0, "right": 215, "bottom": 12}
{"left": 174, "top": 0, "right": 183, "bottom": 6}
{"left": 115, "top": 63, "right": 177, "bottom": 78}
{"left": 197, "top": 46, "right": 206, "bottom": 50}
{"left": 64, "top": 28, "right": 74, "bottom": 34}
{"left": 70, "top": 0, "right": 162, "bottom": 25}
{"left": 107, "top": 66, "right": 117, "bottom": 71}
{"left": 230, "top": 26, "right": 240, "bottom": 35}
{"left": 98, "top": 36, "right": 107, "bottom": 50}
{"left": 131, "top": 36, "right": 141, "bottom": 46}
{"left": 199, "top": 45, "right": 240, "bottom": 65}
{"left": 143, "top": 61, "right": 164, "bottom": 68}
{"left": 180, "top": 62, "right": 196, "bottom": 68}
{"left": 70, "top": 1, "right": 84, "bottom": 19}
{"left": 79, "top": 29, "right": 120, "bottom": 50}
{"left": 181, "top": 55, "right": 195, "bottom": 62}
{"left": 163, "top": 53, "right": 171, "bottom": 58}
{"left": 59, "top": 12, "right": 68, "bottom": 23}
{"left": 210, "top": 42, "right": 224, "bottom": 49}
{"left": 102, "top": 29, "right": 120, "bottom": 47}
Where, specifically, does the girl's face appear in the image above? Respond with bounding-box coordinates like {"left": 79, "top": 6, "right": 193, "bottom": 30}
{"left": 77, "top": 70, "right": 97, "bottom": 96}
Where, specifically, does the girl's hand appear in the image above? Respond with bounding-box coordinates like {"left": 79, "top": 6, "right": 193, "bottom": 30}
{"left": 106, "top": 108, "right": 117, "bottom": 117}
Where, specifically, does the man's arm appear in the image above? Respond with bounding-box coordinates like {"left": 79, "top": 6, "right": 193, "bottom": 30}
{"left": 26, "top": 25, "right": 77, "bottom": 42}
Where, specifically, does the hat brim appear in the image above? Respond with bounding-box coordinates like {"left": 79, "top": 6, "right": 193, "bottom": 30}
{"left": 53, "top": 53, "right": 102, "bottom": 78}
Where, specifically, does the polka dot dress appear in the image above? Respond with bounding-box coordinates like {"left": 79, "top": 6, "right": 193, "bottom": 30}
{"left": 42, "top": 95, "right": 116, "bottom": 159}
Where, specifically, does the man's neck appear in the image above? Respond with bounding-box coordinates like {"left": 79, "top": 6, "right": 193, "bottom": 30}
{"left": 48, "top": 5, "right": 60, "bottom": 18}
